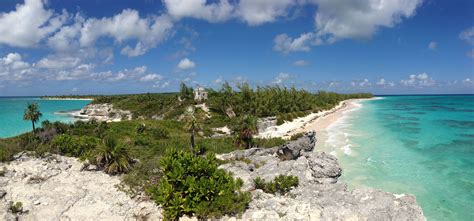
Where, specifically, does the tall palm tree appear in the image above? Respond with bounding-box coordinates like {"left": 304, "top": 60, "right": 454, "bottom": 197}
{"left": 23, "top": 103, "right": 42, "bottom": 133}
{"left": 183, "top": 107, "right": 202, "bottom": 152}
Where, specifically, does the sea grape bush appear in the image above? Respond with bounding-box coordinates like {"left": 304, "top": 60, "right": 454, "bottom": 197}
{"left": 253, "top": 175, "right": 299, "bottom": 195}
{"left": 148, "top": 149, "right": 250, "bottom": 220}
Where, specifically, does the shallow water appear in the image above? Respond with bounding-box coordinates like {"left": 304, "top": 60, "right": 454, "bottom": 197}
{"left": 319, "top": 95, "right": 474, "bottom": 221}
{"left": 0, "top": 97, "right": 90, "bottom": 138}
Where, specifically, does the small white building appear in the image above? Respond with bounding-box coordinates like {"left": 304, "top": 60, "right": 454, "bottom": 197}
{"left": 194, "top": 87, "right": 208, "bottom": 102}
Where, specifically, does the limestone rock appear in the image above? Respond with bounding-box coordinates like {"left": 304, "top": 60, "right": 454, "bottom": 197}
{"left": 0, "top": 153, "right": 162, "bottom": 221}
{"left": 277, "top": 131, "right": 316, "bottom": 160}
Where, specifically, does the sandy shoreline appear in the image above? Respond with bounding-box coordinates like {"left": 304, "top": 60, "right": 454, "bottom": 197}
{"left": 258, "top": 98, "right": 375, "bottom": 139}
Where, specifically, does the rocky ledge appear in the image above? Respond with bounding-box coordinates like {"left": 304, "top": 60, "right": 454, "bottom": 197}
{"left": 0, "top": 153, "right": 161, "bottom": 221}
{"left": 73, "top": 103, "right": 132, "bottom": 122}
{"left": 0, "top": 132, "right": 425, "bottom": 220}
{"left": 218, "top": 131, "right": 426, "bottom": 220}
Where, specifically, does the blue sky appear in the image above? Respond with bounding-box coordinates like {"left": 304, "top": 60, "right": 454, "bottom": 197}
{"left": 0, "top": 0, "right": 473, "bottom": 96}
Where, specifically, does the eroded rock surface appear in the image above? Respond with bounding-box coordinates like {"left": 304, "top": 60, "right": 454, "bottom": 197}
{"left": 218, "top": 132, "right": 426, "bottom": 221}
{"left": 77, "top": 103, "right": 132, "bottom": 122}
{"left": 0, "top": 153, "right": 161, "bottom": 221}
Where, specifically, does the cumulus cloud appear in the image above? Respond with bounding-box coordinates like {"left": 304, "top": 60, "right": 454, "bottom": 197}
{"left": 140, "top": 73, "right": 163, "bottom": 82}
{"left": 0, "top": 0, "right": 68, "bottom": 48}
{"left": 79, "top": 10, "right": 174, "bottom": 57}
{"left": 376, "top": 78, "right": 395, "bottom": 87}
{"left": 177, "top": 58, "right": 196, "bottom": 70}
{"left": 0, "top": 53, "right": 32, "bottom": 81}
{"left": 400, "top": 73, "right": 435, "bottom": 87}
{"left": 237, "top": 0, "right": 297, "bottom": 26}
{"left": 428, "top": 41, "right": 437, "bottom": 50}
{"left": 273, "top": 33, "right": 315, "bottom": 53}
{"left": 163, "top": 0, "right": 234, "bottom": 22}
{"left": 273, "top": 0, "right": 423, "bottom": 53}
{"left": 272, "top": 72, "right": 290, "bottom": 85}
{"left": 293, "top": 60, "right": 309, "bottom": 66}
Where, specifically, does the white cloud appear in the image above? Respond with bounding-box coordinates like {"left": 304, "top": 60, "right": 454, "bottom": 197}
{"left": 214, "top": 76, "right": 224, "bottom": 84}
{"left": 400, "top": 73, "right": 435, "bottom": 87}
{"left": 314, "top": 0, "right": 422, "bottom": 41}
{"left": 272, "top": 72, "right": 290, "bottom": 85}
{"left": 163, "top": 0, "right": 234, "bottom": 22}
{"left": 177, "top": 58, "right": 196, "bottom": 70}
{"left": 428, "top": 41, "right": 437, "bottom": 50}
{"left": 351, "top": 78, "right": 371, "bottom": 87}
{"left": 0, "top": 53, "right": 32, "bottom": 81}
{"left": 0, "top": 0, "right": 68, "bottom": 48}
{"left": 36, "top": 55, "right": 81, "bottom": 69}
{"left": 376, "top": 78, "right": 395, "bottom": 87}
{"left": 460, "top": 26, "right": 474, "bottom": 45}
{"left": 273, "top": 33, "right": 315, "bottom": 53}
{"left": 237, "top": 0, "right": 296, "bottom": 26}
{"left": 293, "top": 60, "right": 309, "bottom": 66}
{"left": 273, "top": 0, "right": 423, "bottom": 53}
{"left": 78, "top": 10, "right": 174, "bottom": 57}
{"left": 140, "top": 73, "right": 163, "bottom": 82}
{"left": 376, "top": 78, "right": 386, "bottom": 85}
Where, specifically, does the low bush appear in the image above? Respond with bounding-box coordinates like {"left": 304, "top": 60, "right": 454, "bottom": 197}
{"left": 9, "top": 201, "right": 23, "bottom": 214}
{"left": 95, "top": 138, "right": 133, "bottom": 175}
{"left": 148, "top": 149, "right": 250, "bottom": 220}
{"left": 253, "top": 175, "right": 299, "bottom": 195}
{"left": 51, "top": 134, "right": 98, "bottom": 157}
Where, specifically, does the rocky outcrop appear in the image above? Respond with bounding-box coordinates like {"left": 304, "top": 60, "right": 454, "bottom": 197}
{"left": 257, "top": 117, "right": 277, "bottom": 133}
{"left": 218, "top": 132, "right": 426, "bottom": 220}
{"left": 277, "top": 131, "right": 316, "bottom": 160}
{"left": 0, "top": 153, "right": 161, "bottom": 221}
{"left": 76, "top": 103, "right": 132, "bottom": 122}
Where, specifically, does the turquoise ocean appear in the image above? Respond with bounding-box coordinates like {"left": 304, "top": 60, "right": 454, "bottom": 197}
{"left": 319, "top": 95, "right": 474, "bottom": 221}
{"left": 0, "top": 97, "right": 90, "bottom": 138}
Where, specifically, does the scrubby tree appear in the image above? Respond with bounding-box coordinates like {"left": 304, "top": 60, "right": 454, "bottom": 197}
{"left": 23, "top": 103, "right": 42, "bottom": 133}
{"left": 183, "top": 107, "right": 202, "bottom": 152}
{"left": 232, "top": 115, "right": 258, "bottom": 149}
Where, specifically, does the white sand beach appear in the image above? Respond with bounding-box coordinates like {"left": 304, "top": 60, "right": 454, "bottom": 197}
{"left": 258, "top": 98, "right": 372, "bottom": 139}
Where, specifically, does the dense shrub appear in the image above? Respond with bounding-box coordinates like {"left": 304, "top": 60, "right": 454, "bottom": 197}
{"left": 95, "top": 138, "right": 133, "bottom": 175}
{"left": 51, "top": 134, "right": 98, "bottom": 157}
{"left": 253, "top": 175, "right": 299, "bottom": 195}
{"left": 148, "top": 149, "right": 250, "bottom": 220}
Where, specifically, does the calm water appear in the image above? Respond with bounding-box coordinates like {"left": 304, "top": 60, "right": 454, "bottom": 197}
{"left": 320, "top": 95, "right": 474, "bottom": 221}
{"left": 0, "top": 97, "right": 90, "bottom": 138}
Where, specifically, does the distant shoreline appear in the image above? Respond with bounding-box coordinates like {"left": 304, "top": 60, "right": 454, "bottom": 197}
{"left": 41, "top": 98, "right": 94, "bottom": 101}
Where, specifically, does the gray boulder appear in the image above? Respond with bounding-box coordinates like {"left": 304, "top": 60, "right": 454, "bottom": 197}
{"left": 277, "top": 131, "right": 316, "bottom": 160}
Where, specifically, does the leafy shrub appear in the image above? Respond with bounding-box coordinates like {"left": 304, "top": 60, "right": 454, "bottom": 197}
{"left": 253, "top": 175, "right": 299, "bottom": 195}
{"left": 9, "top": 201, "right": 23, "bottom": 213}
{"left": 253, "top": 177, "right": 265, "bottom": 190}
{"left": 95, "top": 138, "right": 133, "bottom": 175}
{"left": 148, "top": 149, "right": 250, "bottom": 220}
{"left": 51, "top": 134, "right": 97, "bottom": 157}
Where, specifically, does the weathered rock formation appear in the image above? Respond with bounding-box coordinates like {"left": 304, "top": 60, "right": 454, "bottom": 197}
{"left": 0, "top": 133, "right": 426, "bottom": 220}
{"left": 218, "top": 132, "right": 426, "bottom": 220}
{"left": 77, "top": 103, "right": 132, "bottom": 122}
{"left": 0, "top": 153, "right": 161, "bottom": 221}
{"left": 257, "top": 117, "right": 277, "bottom": 133}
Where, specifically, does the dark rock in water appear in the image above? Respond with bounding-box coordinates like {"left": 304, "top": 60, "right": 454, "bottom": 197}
{"left": 277, "top": 131, "right": 316, "bottom": 160}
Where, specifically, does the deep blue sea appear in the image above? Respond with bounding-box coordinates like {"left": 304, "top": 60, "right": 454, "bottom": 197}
{"left": 320, "top": 95, "right": 474, "bottom": 221}
{"left": 0, "top": 97, "right": 90, "bottom": 138}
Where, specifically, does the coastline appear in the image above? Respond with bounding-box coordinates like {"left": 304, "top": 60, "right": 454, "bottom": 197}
{"left": 258, "top": 98, "right": 376, "bottom": 139}
{"left": 41, "top": 98, "right": 94, "bottom": 101}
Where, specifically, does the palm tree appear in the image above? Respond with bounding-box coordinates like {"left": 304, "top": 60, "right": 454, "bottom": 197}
{"left": 232, "top": 115, "right": 258, "bottom": 149}
{"left": 183, "top": 106, "right": 202, "bottom": 152}
{"left": 23, "top": 103, "right": 42, "bottom": 133}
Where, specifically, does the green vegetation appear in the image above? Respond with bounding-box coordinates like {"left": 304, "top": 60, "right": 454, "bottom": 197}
{"left": 253, "top": 175, "right": 299, "bottom": 195}
{"left": 5, "top": 86, "right": 372, "bottom": 219}
{"left": 148, "top": 149, "right": 251, "bottom": 220}
{"left": 9, "top": 201, "right": 23, "bottom": 214}
{"left": 23, "top": 103, "right": 42, "bottom": 132}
